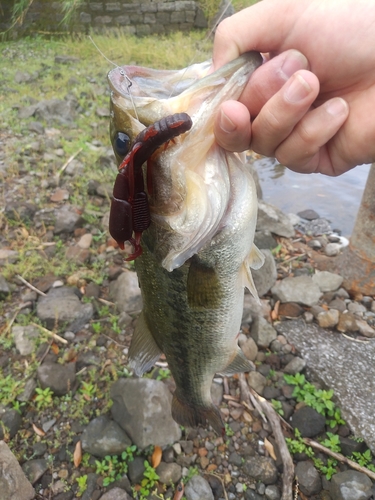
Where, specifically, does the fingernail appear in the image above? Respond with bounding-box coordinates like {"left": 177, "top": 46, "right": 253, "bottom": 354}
{"left": 219, "top": 109, "right": 236, "bottom": 133}
{"left": 285, "top": 74, "right": 312, "bottom": 103}
{"left": 280, "top": 50, "right": 309, "bottom": 79}
{"left": 325, "top": 97, "right": 348, "bottom": 117}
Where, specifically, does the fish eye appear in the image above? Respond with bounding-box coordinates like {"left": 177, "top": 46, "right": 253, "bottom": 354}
{"left": 114, "top": 131, "right": 130, "bottom": 157}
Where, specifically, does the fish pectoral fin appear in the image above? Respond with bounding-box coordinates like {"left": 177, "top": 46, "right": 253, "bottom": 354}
{"left": 220, "top": 349, "right": 255, "bottom": 376}
{"left": 172, "top": 393, "right": 224, "bottom": 436}
{"left": 187, "top": 257, "right": 222, "bottom": 308}
{"left": 242, "top": 245, "right": 264, "bottom": 303}
{"left": 128, "top": 312, "right": 162, "bottom": 377}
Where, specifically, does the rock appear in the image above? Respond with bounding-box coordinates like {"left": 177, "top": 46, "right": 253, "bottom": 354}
{"left": 278, "top": 302, "right": 304, "bottom": 318}
{"left": 22, "top": 458, "right": 48, "bottom": 484}
{"left": 264, "top": 485, "right": 280, "bottom": 500}
{"left": 109, "top": 270, "right": 142, "bottom": 314}
{"left": 185, "top": 475, "right": 214, "bottom": 500}
{"left": 297, "top": 209, "right": 320, "bottom": 220}
{"left": 252, "top": 249, "right": 277, "bottom": 297}
{"left": 0, "top": 275, "right": 10, "bottom": 298}
{"left": 65, "top": 246, "right": 90, "bottom": 264}
{"left": 81, "top": 472, "right": 99, "bottom": 500}
{"left": 277, "top": 319, "right": 375, "bottom": 453}
{"left": 127, "top": 456, "right": 145, "bottom": 484}
{"left": 254, "top": 230, "right": 278, "bottom": 250}
{"left": 37, "top": 362, "right": 76, "bottom": 396}
{"left": 155, "top": 462, "right": 182, "bottom": 484}
{"left": 283, "top": 356, "right": 306, "bottom": 374}
{"left": 330, "top": 470, "right": 373, "bottom": 500}
{"left": 81, "top": 416, "right": 132, "bottom": 458}
{"left": 242, "top": 456, "right": 278, "bottom": 485}
{"left": 17, "top": 377, "right": 37, "bottom": 402}
{"left": 0, "top": 249, "right": 19, "bottom": 264}
{"left": 272, "top": 276, "right": 322, "bottom": 306}
{"left": 53, "top": 204, "right": 84, "bottom": 234}
{"left": 0, "top": 441, "right": 35, "bottom": 500}
{"left": 325, "top": 242, "right": 342, "bottom": 256}
{"left": 36, "top": 286, "right": 93, "bottom": 332}
{"left": 211, "top": 381, "right": 223, "bottom": 407}
{"left": 251, "top": 316, "right": 277, "bottom": 348}
{"left": 110, "top": 378, "right": 181, "bottom": 449}
{"left": 339, "top": 436, "right": 367, "bottom": 457}
{"left": 77, "top": 233, "right": 93, "bottom": 249}
{"left": 300, "top": 217, "right": 332, "bottom": 236}
{"left": 98, "top": 487, "right": 132, "bottom": 500}
{"left": 5, "top": 201, "right": 37, "bottom": 223}
{"left": 238, "top": 334, "right": 258, "bottom": 361}
{"left": 12, "top": 325, "right": 39, "bottom": 355}
{"left": 317, "top": 309, "right": 340, "bottom": 328}
{"left": 290, "top": 406, "right": 326, "bottom": 437}
{"left": 0, "top": 408, "right": 22, "bottom": 439}
{"left": 257, "top": 201, "right": 295, "bottom": 237}
{"left": 328, "top": 298, "right": 347, "bottom": 313}
{"left": 247, "top": 371, "right": 267, "bottom": 395}
{"left": 245, "top": 490, "right": 263, "bottom": 500}
{"left": 337, "top": 311, "right": 358, "bottom": 332}
{"left": 312, "top": 271, "right": 344, "bottom": 292}
{"left": 295, "top": 461, "right": 322, "bottom": 495}
{"left": 356, "top": 319, "right": 375, "bottom": 338}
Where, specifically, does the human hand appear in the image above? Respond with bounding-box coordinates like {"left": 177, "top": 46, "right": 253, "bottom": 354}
{"left": 212, "top": 0, "right": 375, "bottom": 176}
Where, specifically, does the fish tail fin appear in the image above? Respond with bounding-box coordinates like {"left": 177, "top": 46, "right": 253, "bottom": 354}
{"left": 172, "top": 393, "right": 224, "bottom": 436}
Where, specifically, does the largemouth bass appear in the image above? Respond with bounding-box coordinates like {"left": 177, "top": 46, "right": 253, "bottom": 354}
{"left": 108, "top": 51, "right": 264, "bottom": 434}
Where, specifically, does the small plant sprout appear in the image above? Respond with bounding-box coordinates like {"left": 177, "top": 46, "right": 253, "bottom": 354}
{"left": 34, "top": 387, "right": 54, "bottom": 410}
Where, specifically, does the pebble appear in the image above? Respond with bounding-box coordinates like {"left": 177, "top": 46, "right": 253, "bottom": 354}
{"left": 185, "top": 475, "right": 214, "bottom": 500}
{"left": 325, "top": 242, "right": 341, "bottom": 256}
{"left": 317, "top": 309, "right": 339, "bottom": 328}
{"left": 330, "top": 470, "right": 373, "bottom": 500}
{"left": 290, "top": 406, "right": 326, "bottom": 438}
{"left": 295, "top": 461, "right": 322, "bottom": 495}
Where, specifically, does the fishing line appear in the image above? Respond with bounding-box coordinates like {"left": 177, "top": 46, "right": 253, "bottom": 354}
{"left": 88, "top": 35, "right": 139, "bottom": 121}
{"left": 167, "top": 0, "right": 234, "bottom": 99}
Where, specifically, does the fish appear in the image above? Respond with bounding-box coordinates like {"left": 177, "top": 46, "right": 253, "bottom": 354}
{"left": 108, "top": 51, "right": 264, "bottom": 434}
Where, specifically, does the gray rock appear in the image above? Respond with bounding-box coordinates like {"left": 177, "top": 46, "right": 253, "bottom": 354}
{"left": 257, "top": 201, "right": 295, "bottom": 237}
{"left": 0, "top": 275, "right": 10, "bottom": 298}
{"left": 185, "top": 475, "right": 214, "bottom": 500}
{"left": 127, "top": 456, "right": 145, "bottom": 484}
{"left": 0, "top": 408, "right": 22, "bottom": 439}
{"left": 53, "top": 204, "right": 84, "bottom": 234}
{"left": 312, "top": 271, "right": 343, "bottom": 292}
{"left": 109, "top": 270, "right": 142, "bottom": 314}
{"left": 242, "top": 456, "right": 278, "bottom": 485}
{"left": 247, "top": 371, "right": 267, "bottom": 395}
{"left": 272, "top": 275, "right": 323, "bottom": 306}
{"left": 317, "top": 309, "right": 339, "bottom": 328}
{"left": 330, "top": 470, "right": 373, "bottom": 500}
{"left": 17, "top": 377, "right": 37, "bottom": 402}
{"left": 0, "top": 441, "right": 35, "bottom": 500}
{"left": 325, "top": 242, "right": 341, "bottom": 256}
{"left": 265, "top": 485, "right": 280, "bottom": 500}
{"left": 252, "top": 249, "right": 277, "bottom": 297}
{"left": 251, "top": 315, "right": 277, "bottom": 348}
{"left": 245, "top": 490, "right": 263, "bottom": 500}
{"left": 36, "top": 286, "right": 93, "bottom": 332}
{"left": 295, "top": 461, "right": 322, "bottom": 495}
{"left": 277, "top": 319, "right": 375, "bottom": 452}
{"left": 339, "top": 436, "right": 367, "bottom": 457}
{"left": 37, "top": 362, "right": 76, "bottom": 396}
{"left": 211, "top": 381, "right": 223, "bottom": 407}
{"left": 238, "top": 334, "right": 258, "bottom": 361}
{"left": 22, "top": 458, "right": 48, "bottom": 484}
{"left": 283, "top": 356, "right": 306, "bottom": 374}
{"left": 356, "top": 319, "right": 375, "bottom": 338}
{"left": 5, "top": 202, "right": 37, "bottom": 223}
{"left": 110, "top": 378, "right": 181, "bottom": 449}
{"left": 12, "top": 325, "right": 39, "bottom": 355}
{"left": 290, "top": 405, "right": 326, "bottom": 437}
{"left": 99, "top": 487, "right": 132, "bottom": 500}
{"left": 297, "top": 209, "right": 320, "bottom": 220}
{"left": 81, "top": 415, "right": 132, "bottom": 458}
{"left": 328, "top": 298, "right": 347, "bottom": 313}
{"left": 81, "top": 472, "right": 100, "bottom": 500}
{"left": 300, "top": 217, "right": 332, "bottom": 236}
{"left": 254, "top": 230, "right": 278, "bottom": 250}
{"left": 155, "top": 462, "right": 182, "bottom": 484}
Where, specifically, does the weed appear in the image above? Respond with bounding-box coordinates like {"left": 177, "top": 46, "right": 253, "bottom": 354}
{"left": 76, "top": 474, "right": 88, "bottom": 497}
{"left": 95, "top": 446, "right": 137, "bottom": 486}
{"left": 351, "top": 449, "right": 375, "bottom": 472}
{"left": 34, "top": 387, "right": 54, "bottom": 410}
{"left": 0, "top": 372, "right": 25, "bottom": 407}
{"left": 284, "top": 373, "right": 345, "bottom": 428}
{"left": 271, "top": 399, "right": 284, "bottom": 416}
{"left": 137, "top": 460, "right": 160, "bottom": 499}
{"left": 320, "top": 432, "right": 341, "bottom": 453}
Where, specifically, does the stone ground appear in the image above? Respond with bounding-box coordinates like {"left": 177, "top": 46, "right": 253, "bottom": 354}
{"left": 1, "top": 46, "right": 375, "bottom": 500}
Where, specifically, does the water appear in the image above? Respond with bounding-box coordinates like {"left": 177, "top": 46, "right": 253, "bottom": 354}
{"left": 252, "top": 157, "right": 371, "bottom": 237}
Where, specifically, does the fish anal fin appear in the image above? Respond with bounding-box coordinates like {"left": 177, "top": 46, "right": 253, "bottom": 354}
{"left": 172, "top": 393, "right": 224, "bottom": 436}
{"left": 249, "top": 244, "right": 265, "bottom": 270}
{"left": 220, "top": 348, "right": 255, "bottom": 376}
{"left": 187, "top": 257, "right": 222, "bottom": 308}
{"left": 128, "top": 312, "right": 162, "bottom": 376}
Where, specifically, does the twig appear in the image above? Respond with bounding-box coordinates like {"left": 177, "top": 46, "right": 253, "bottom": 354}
{"left": 249, "top": 388, "right": 295, "bottom": 500}
{"left": 30, "top": 322, "right": 68, "bottom": 344}
{"left": 97, "top": 298, "right": 115, "bottom": 306}
{"left": 57, "top": 148, "right": 82, "bottom": 178}
{"left": 304, "top": 438, "right": 375, "bottom": 481}
{"left": 238, "top": 372, "right": 255, "bottom": 411}
{"left": 3, "top": 301, "right": 33, "bottom": 335}
{"left": 16, "top": 274, "right": 46, "bottom": 296}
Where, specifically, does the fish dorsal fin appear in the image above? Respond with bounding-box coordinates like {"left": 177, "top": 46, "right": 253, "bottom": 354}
{"left": 242, "top": 245, "right": 265, "bottom": 303}
{"left": 128, "top": 312, "right": 162, "bottom": 376}
{"left": 187, "top": 257, "right": 223, "bottom": 309}
{"left": 220, "top": 348, "right": 255, "bottom": 376}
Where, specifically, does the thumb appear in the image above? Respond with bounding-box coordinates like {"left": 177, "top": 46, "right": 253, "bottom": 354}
{"left": 212, "top": 0, "right": 305, "bottom": 70}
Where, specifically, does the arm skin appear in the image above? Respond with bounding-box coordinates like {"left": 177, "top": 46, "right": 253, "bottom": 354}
{"left": 212, "top": 0, "right": 375, "bottom": 176}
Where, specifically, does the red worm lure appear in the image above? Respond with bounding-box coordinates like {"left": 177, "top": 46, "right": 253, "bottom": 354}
{"left": 109, "top": 112, "right": 193, "bottom": 260}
